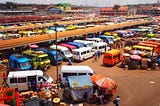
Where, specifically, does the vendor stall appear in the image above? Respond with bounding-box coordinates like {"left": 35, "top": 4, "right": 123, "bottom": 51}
{"left": 63, "top": 75, "right": 93, "bottom": 103}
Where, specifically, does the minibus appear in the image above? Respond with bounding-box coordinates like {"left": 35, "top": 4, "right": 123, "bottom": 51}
{"left": 145, "top": 41, "right": 160, "bottom": 47}
{"left": 72, "top": 47, "right": 94, "bottom": 62}
{"left": 137, "top": 37, "right": 148, "bottom": 43}
{"left": 59, "top": 43, "right": 77, "bottom": 53}
{"left": 98, "top": 35, "right": 114, "bottom": 45}
{"left": 7, "top": 70, "right": 53, "bottom": 91}
{"left": 50, "top": 45, "right": 73, "bottom": 60}
{"left": 132, "top": 45, "right": 153, "bottom": 53}
{"left": 148, "top": 38, "right": 160, "bottom": 43}
{"left": 37, "top": 48, "right": 63, "bottom": 65}
{"left": 22, "top": 50, "right": 50, "bottom": 70}
{"left": 86, "top": 37, "right": 103, "bottom": 43}
{"left": 21, "top": 31, "right": 38, "bottom": 37}
{"left": 9, "top": 54, "right": 31, "bottom": 71}
{"left": 60, "top": 65, "right": 94, "bottom": 85}
{"left": 138, "top": 43, "right": 159, "bottom": 52}
{"left": 74, "top": 40, "right": 95, "bottom": 48}
{"left": 114, "top": 30, "right": 130, "bottom": 38}
{"left": 93, "top": 42, "right": 108, "bottom": 53}
{"left": 67, "top": 42, "right": 86, "bottom": 48}
{"left": 103, "top": 49, "right": 123, "bottom": 66}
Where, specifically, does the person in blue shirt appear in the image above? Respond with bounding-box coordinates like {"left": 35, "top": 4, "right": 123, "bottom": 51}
{"left": 67, "top": 59, "right": 72, "bottom": 65}
{"left": 158, "top": 56, "right": 160, "bottom": 68}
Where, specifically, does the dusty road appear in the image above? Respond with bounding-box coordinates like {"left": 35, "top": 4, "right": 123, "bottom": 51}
{"left": 0, "top": 54, "right": 160, "bottom": 106}
{"left": 46, "top": 54, "right": 160, "bottom": 106}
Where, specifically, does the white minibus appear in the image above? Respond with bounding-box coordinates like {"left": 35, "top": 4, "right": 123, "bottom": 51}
{"left": 93, "top": 42, "right": 108, "bottom": 53}
{"left": 61, "top": 65, "right": 94, "bottom": 85}
{"left": 7, "top": 70, "right": 53, "bottom": 91}
{"left": 86, "top": 37, "right": 103, "bottom": 43}
{"left": 50, "top": 45, "right": 73, "bottom": 60}
{"left": 74, "top": 40, "right": 95, "bottom": 48}
{"left": 72, "top": 47, "right": 94, "bottom": 62}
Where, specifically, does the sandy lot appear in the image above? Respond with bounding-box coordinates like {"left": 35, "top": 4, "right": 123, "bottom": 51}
{"left": 46, "top": 54, "right": 160, "bottom": 106}
{"left": 0, "top": 54, "right": 160, "bottom": 106}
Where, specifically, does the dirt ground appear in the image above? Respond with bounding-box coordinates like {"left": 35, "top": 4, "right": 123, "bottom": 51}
{"left": 0, "top": 54, "right": 160, "bottom": 106}
{"left": 45, "top": 54, "right": 160, "bottom": 106}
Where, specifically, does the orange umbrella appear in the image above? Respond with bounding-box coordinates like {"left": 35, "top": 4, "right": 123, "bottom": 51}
{"left": 99, "top": 77, "right": 116, "bottom": 90}
{"left": 91, "top": 74, "right": 105, "bottom": 85}
{"left": 91, "top": 74, "right": 116, "bottom": 90}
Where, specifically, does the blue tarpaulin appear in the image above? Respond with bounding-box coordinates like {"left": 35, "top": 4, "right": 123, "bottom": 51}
{"left": 68, "top": 75, "right": 93, "bottom": 88}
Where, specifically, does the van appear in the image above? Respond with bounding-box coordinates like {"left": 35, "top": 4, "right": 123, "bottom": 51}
{"left": 67, "top": 42, "right": 86, "bottom": 48}
{"left": 37, "top": 48, "right": 63, "bottom": 65}
{"left": 61, "top": 65, "right": 94, "bottom": 85}
{"left": 103, "top": 49, "right": 123, "bottom": 66}
{"left": 86, "top": 37, "right": 103, "bottom": 43}
{"left": 132, "top": 45, "right": 153, "bottom": 53}
{"left": 22, "top": 31, "right": 37, "bottom": 37}
{"left": 50, "top": 45, "right": 73, "bottom": 60}
{"left": 59, "top": 43, "right": 76, "bottom": 53}
{"left": 148, "top": 38, "right": 160, "bottom": 43}
{"left": 98, "top": 35, "right": 114, "bottom": 45}
{"left": 93, "top": 42, "right": 108, "bottom": 53}
{"left": 74, "top": 40, "right": 95, "bottom": 48}
{"left": 22, "top": 50, "right": 50, "bottom": 70}
{"left": 138, "top": 43, "right": 159, "bottom": 53}
{"left": 7, "top": 70, "right": 53, "bottom": 91}
{"left": 9, "top": 54, "right": 31, "bottom": 71}
{"left": 114, "top": 30, "right": 130, "bottom": 38}
{"left": 72, "top": 47, "right": 94, "bottom": 62}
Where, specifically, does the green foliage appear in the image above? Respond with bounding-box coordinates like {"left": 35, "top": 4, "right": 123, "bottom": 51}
{"left": 5, "top": 1, "right": 17, "bottom": 9}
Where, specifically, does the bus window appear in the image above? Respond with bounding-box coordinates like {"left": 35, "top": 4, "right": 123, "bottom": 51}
{"left": 63, "top": 73, "right": 77, "bottom": 77}
{"left": 10, "top": 78, "right": 17, "bottom": 84}
{"left": 18, "top": 77, "right": 27, "bottom": 83}
{"left": 78, "top": 73, "right": 86, "bottom": 75}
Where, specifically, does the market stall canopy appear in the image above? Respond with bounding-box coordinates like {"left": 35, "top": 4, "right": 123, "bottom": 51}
{"left": 130, "top": 54, "right": 142, "bottom": 60}
{"left": 91, "top": 74, "right": 116, "bottom": 90}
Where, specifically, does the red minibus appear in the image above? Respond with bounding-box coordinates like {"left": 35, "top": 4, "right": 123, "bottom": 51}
{"left": 59, "top": 43, "right": 77, "bottom": 53}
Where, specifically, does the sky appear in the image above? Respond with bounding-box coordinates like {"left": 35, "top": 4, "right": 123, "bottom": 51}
{"left": 0, "top": 0, "right": 158, "bottom": 7}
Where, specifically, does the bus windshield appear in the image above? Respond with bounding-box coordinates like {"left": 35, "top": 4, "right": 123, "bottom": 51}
{"left": 40, "top": 56, "right": 49, "bottom": 62}
{"left": 43, "top": 72, "right": 49, "bottom": 81}
{"left": 63, "top": 50, "right": 71, "bottom": 55}
{"left": 20, "top": 62, "right": 30, "bottom": 67}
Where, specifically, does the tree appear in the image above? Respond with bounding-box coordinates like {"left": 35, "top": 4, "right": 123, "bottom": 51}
{"left": 5, "top": 2, "right": 17, "bottom": 10}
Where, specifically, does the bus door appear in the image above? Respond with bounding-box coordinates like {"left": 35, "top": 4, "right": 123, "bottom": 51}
{"left": 28, "top": 76, "right": 37, "bottom": 91}
{"left": 17, "top": 77, "right": 28, "bottom": 91}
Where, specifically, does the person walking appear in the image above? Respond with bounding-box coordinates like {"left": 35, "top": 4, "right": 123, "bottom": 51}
{"left": 113, "top": 96, "right": 120, "bottom": 106}
{"left": 2, "top": 72, "right": 7, "bottom": 84}
{"left": 94, "top": 53, "right": 98, "bottom": 62}
{"left": 67, "top": 59, "right": 72, "bottom": 65}
{"left": 97, "top": 50, "right": 101, "bottom": 58}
